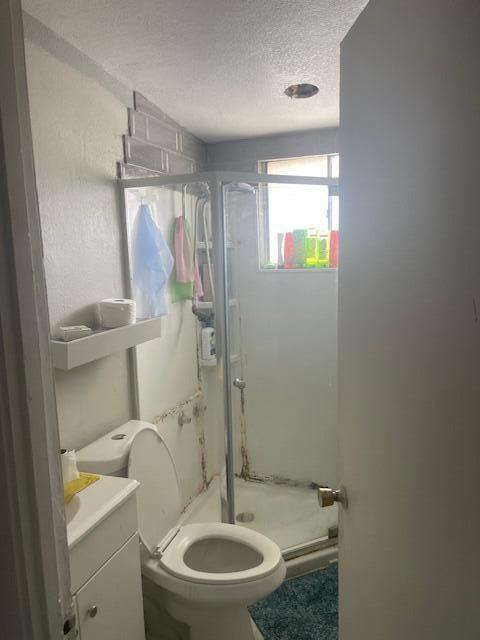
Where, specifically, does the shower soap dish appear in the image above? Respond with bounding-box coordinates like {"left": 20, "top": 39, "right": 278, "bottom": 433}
{"left": 58, "top": 325, "right": 92, "bottom": 341}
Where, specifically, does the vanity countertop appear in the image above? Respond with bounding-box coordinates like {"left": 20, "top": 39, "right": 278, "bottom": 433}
{"left": 66, "top": 475, "right": 139, "bottom": 550}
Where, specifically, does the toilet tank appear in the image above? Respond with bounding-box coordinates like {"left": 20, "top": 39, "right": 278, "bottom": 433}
{"left": 76, "top": 420, "right": 157, "bottom": 476}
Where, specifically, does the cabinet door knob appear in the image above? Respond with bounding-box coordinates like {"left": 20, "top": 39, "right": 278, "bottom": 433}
{"left": 87, "top": 605, "right": 98, "bottom": 618}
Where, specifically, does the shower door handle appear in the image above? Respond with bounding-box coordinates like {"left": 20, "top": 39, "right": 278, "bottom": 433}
{"left": 317, "top": 486, "right": 348, "bottom": 508}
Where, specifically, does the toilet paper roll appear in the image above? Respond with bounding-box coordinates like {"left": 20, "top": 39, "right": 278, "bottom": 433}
{"left": 99, "top": 298, "right": 136, "bottom": 328}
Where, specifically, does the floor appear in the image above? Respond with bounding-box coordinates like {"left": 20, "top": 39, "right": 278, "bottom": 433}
{"left": 182, "top": 476, "right": 338, "bottom": 552}
{"left": 249, "top": 565, "right": 338, "bottom": 640}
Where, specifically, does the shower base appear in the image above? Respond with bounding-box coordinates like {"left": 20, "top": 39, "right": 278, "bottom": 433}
{"left": 180, "top": 476, "right": 338, "bottom": 563}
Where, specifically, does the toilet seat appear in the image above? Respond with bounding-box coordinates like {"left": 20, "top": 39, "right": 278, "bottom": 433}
{"left": 158, "top": 522, "right": 283, "bottom": 585}
{"left": 126, "top": 424, "right": 283, "bottom": 590}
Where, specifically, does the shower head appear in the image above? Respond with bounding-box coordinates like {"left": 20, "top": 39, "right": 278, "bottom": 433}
{"left": 226, "top": 182, "right": 256, "bottom": 194}
{"left": 185, "top": 183, "right": 210, "bottom": 198}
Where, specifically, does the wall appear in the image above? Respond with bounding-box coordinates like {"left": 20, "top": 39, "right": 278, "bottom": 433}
{"left": 124, "top": 186, "right": 215, "bottom": 505}
{"left": 338, "top": 1, "right": 480, "bottom": 638}
{"left": 25, "top": 10, "right": 338, "bottom": 502}
{"left": 24, "top": 12, "right": 210, "bottom": 504}
{"left": 25, "top": 21, "right": 133, "bottom": 451}
{"left": 207, "top": 127, "right": 338, "bottom": 171}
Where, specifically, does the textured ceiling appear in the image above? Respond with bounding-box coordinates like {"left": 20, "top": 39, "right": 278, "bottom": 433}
{"left": 23, "top": 0, "right": 368, "bottom": 142}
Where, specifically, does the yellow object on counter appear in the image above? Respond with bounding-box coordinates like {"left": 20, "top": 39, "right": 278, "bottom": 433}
{"left": 64, "top": 472, "right": 100, "bottom": 504}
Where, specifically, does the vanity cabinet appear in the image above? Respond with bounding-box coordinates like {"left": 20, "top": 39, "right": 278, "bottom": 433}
{"left": 75, "top": 534, "right": 144, "bottom": 640}
{"left": 67, "top": 475, "right": 145, "bottom": 640}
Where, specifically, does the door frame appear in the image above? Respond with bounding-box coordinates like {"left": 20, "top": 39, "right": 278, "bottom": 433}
{"left": 0, "top": 2, "right": 72, "bottom": 638}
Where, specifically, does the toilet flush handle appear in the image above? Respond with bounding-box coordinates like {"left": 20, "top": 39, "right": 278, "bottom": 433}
{"left": 87, "top": 605, "right": 98, "bottom": 618}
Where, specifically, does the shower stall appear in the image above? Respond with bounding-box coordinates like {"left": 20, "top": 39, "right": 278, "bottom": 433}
{"left": 120, "top": 170, "right": 339, "bottom": 560}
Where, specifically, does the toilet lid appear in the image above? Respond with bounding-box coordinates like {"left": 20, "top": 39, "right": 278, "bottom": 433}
{"left": 128, "top": 427, "right": 182, "bottom": 555}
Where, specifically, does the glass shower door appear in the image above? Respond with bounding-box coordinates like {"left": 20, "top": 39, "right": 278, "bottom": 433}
{"left": 222, "top": 177, "right": 339, "bottom": 555}
{"left": 120, "top": 171, "right": 339, "bottom": 557}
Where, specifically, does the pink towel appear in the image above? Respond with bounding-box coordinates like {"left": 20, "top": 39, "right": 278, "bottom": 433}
{"left": 174, "top": 216, "right": 204, "bottom": 296}
{"left": 175, "top": 216, "right": 193, "bottom": 282}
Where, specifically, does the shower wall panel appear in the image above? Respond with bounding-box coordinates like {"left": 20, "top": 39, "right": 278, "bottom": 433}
{"left": 229, "top": 193, "right": 338, "bottom": 488}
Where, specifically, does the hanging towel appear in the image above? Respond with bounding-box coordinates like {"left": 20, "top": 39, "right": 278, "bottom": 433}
{"left": 132, "top": 204, "right": 174, "bottom": 318}
{"left": 175, "top": 216, "right": 194, "bottom": 282}
{"left": 171, "top": 216, "right": 203, "bottom": 302}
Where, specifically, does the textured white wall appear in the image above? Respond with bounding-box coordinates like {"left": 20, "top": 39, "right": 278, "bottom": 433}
{"left": 24, "top": 34, "right": 213, "bottom": 502}
{"left": 25, "top": 39, "right": 132, "bottom": 450}
{"left": 25, "top": 25, "right": 215, "bottom": 507}
{"left": 207, "top": 128, "right": 338, "bottom": 171}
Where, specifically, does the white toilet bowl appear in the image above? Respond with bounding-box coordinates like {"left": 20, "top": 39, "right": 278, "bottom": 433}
{"left": 77, "top": 421, "right": 285, "bottom": 640}
{"left": 143, "top": 522, "right": 285, "bottom": 639}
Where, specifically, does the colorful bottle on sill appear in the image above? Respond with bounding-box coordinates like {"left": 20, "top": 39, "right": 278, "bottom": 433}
{"left": 329, "top": 230, "right": 339, "bottom": 268}
{"left": 316, "top": 231, "right": 330, "bottom": 268}
{"left": 293, "top": 229, "right": 308, "bottom": 267}
{"left": 283, "top": 232, "right": 295, "bottom": 269}
{"left": 277, "top": 233, "right": 285, "bottom": 268}
{"left": 305, "top": 231, "right": 319, "bottom": 268}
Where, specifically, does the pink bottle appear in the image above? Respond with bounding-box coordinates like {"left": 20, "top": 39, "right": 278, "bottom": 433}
{"left": 284, "top": 232, "right": 295, "bottom": 269}
{"left": 329, "top": 230, "right": 339, "bottom": 268}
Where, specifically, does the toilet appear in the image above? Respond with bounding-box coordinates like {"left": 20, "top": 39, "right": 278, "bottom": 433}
{"left": 76, "top": 420, "right": 286, "bottom": 640}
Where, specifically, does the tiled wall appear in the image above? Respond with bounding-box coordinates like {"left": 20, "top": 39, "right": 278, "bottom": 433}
{"left": 123, "top": 91, "right": 206, "bottom": 174}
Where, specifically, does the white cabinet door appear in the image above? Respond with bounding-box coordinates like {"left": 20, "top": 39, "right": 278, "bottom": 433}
{"left": 76, "top": 534, "right": 145, "bottom": 640}
{"left": 338, "top": 1, "right": 480, "bottom": 639}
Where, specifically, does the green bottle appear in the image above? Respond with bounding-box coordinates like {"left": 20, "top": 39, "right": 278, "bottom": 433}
{"left": 293, "top": 229, "right": 308, "bottom": 267}
{"left": 305, "top": 232, "right": 319, "bottom": 268}
{"left": 316, "top": 231, "right": 330, "bottom": 268}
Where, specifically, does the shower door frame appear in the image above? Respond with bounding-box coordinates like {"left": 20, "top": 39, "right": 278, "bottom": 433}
{"left": 119, "top": 171, "right": 338, "bottom": 537}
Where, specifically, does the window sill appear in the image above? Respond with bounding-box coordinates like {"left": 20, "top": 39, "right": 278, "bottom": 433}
{"left": 258, "top": 267, "right": 338, "bottom": 273}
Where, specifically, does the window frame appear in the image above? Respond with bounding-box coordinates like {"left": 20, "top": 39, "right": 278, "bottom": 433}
{"left": 258, "top": 154, "right": 340, "bottom": 269}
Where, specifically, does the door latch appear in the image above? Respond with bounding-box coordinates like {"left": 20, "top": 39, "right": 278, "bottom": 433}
{"left": 318, "top": 486, "right": 348, "bottom": 508}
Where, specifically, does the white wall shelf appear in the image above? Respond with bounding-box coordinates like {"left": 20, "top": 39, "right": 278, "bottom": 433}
{"left": 51, "top": 317, "right": 163, "bottom": 370}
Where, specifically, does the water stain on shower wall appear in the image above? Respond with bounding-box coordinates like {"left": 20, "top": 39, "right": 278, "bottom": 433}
{"left": 152, "top": 390, "right": 210, "bottom": 509}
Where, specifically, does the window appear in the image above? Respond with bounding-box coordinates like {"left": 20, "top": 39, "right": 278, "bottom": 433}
{"left": 258, "top": 155, "right": 339, "bottom": 270}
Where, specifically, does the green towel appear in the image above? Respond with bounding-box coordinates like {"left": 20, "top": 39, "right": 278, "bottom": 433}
{"left": 172, "top": 280, "right": 193, "bottom": 302}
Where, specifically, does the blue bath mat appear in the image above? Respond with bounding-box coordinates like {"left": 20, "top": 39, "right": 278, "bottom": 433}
{"left": 249, "top": 564, "right": 338, "bottom": 640}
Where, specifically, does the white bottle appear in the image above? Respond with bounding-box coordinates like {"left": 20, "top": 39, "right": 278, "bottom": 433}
{"left": 201, "top": 327, "right": 215, "bottom": 360}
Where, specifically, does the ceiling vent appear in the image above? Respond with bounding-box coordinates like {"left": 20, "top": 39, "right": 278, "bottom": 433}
{"left": 284, "top": 83, "right": 319, "bottom": 99}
